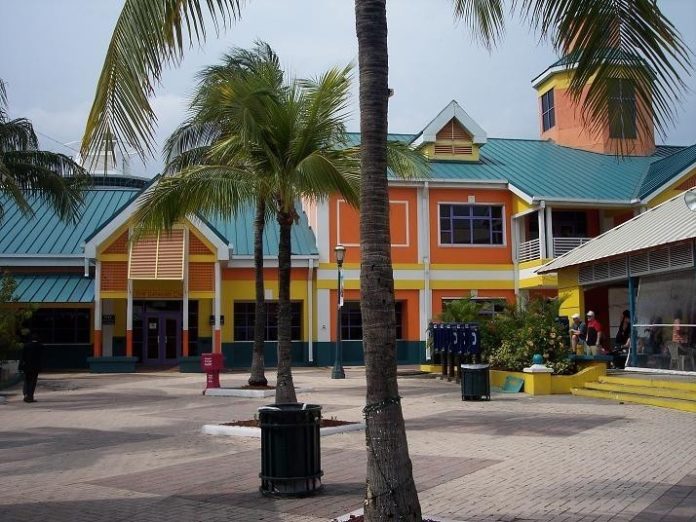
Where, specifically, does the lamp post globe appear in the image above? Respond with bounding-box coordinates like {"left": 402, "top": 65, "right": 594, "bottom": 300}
{"left": 332, "top": 244, "right": 346, "bottom": 379}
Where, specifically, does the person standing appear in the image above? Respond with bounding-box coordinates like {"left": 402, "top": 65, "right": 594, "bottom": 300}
{"left": 20, "top": 333, "right": 43, "bottom": 403}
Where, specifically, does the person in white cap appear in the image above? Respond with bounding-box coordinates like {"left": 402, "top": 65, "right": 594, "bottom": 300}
{"left": 569, "top": 313, "right": 588, "bottom": 355}
{"left": 585, "top": 310, "right": 604, "bottom": 355}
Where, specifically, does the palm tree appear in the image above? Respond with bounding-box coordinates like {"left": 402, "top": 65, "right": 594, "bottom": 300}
{"left": 134, "top": 45, "right": 362, "bottom": 403}
{"left": 83, "top": 2, "right": 691, "bottom": 520}
{"left": 161, "top": 42, "right": 285, "bottom": 388}
{"left": 1, "top": 79, "right": 87, "bottom": 223}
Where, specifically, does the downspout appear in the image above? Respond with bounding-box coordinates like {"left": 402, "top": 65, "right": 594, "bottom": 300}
{"left": 422, "top": 181, "right": 431, "bottom": 360}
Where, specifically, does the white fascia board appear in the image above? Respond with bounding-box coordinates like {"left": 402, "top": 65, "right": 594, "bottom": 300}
{"left": 418, "top": 100, "right": 487, "bottom": 145}
{"left": 531, "top": 196, "right": 634, "bottom": 208}
{"left": 187, "top": 215, "right": 231, "bottom": 261}
{"left": 531, "top": 64, "right": 576, "bottom": 88}
{"left": 389, "top": 179, "right": 507, "bottom": 190}
{"left": 507, "top": 183, "right": 534, "bottom": 204}
{"left": 642, "top": 162, "right": 696, "bottom": 204}
{"left": 0, "top": 255, "right": 84, "bottom": 267}
{"left": 83, "top": 186, "right": 231, "bottom": 261}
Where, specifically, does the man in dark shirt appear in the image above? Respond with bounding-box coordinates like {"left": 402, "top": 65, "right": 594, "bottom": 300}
{"left": 20, "top": 334, "right": 43, "bottom": 403}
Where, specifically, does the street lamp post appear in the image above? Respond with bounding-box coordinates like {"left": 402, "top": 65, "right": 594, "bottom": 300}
{"left": 332, "top": 244, "right": 346, "bottom": 379}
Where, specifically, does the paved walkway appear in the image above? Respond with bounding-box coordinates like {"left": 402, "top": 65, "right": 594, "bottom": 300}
{"left": 1, "top": 368, "right": 695, "bottom": 521}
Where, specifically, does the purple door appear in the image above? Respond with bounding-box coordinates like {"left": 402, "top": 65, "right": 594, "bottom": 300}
{"left": 143, "top": 313, "right": 181, "bottom": 364}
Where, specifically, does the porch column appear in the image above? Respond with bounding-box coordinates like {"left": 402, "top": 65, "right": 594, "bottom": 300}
{"left": 214, "top": 260, "right": 221, "bottom": 354}
{"left": 628, "top": 276, "right": 638, "bottom": 367}
{"left": 182, "top": 228, "right": 189, "bottom": 357}
{"left": 94, "top": 260, "right": 102, "bottom": 357}
{"left": 545, "top": 206, "right": 554, "bottom": 258}
{"left": 538, "top": 206, "right": 547, "bottom": 259}
{"left": 126, "top": 279, "right": 133, "bottom": 357}
{"left": 307, "top": 258, "right": 314, "bottom": 363}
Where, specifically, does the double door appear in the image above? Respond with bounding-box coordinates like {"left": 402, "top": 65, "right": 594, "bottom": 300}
{"left": 143, "top": 313, "right": 181, "bottom": 365}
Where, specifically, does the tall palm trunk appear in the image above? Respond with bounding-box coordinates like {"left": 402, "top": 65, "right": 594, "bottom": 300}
{"left": 355, "top": 1, "right": 421, "bottom": 520}
{"left": 249, "top": 197, "right": 268, "bottom": 386}
{"left": 275, "top": 208, "right": 297, "bottom": 403}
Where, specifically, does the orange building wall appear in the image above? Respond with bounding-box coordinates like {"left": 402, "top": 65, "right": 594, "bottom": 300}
{"left": 329, "top": 288, "right": 420, "bottom": 341}
{"left": 189, "top": 233, "right": 212, "bottom": 255}
{"left": 189, "top": 263, "right": 214, "bottom": 291}
{"left": 103, "top": 231, "right": 128, "bottom": 254}
{"left": 429, "top": 188, "right": 513, "bottom": 265}
{"left": 330, "top": 187, "right": 419, "bottom": 264}
{"left": 539, "top": 84, "right": 655, "bottom": 156}
{"left": 101, "top": 261, "right": 127, "bottom": 291}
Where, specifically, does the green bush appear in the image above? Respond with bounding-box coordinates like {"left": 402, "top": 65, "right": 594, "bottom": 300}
{"left": 483, "top": 298, "right": 576, "bottom": 375}
{"left": 0, "top": 272, "right": 32, "bottom": 362}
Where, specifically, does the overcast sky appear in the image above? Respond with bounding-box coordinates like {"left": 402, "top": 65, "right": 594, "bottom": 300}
{"left": 1, "top": 0, "right": 695, "bottom": 178}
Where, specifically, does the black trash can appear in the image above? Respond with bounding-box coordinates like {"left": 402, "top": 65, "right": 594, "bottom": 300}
{"left": 258, "top": 403, "right": 323, "bottom": 497}
{"left": 460, "top": 364, "right": 490, "bottom": 401}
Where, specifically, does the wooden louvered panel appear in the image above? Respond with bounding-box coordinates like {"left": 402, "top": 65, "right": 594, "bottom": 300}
{"left": 453, "top": 145, "right": 473, "bottom": 155}
{"left": 189, "top": 262, "right": 215, "bottom": 291}
{"left": 101, "top": 261, "right": 127, "bottom": 291}
{"left": 129, "top": 236, "right": 158, "bottom": 279}
{"left": 189, "top": 233, "right": 212, "bottom": 255}
{"left": 156, "top": 229, "right": 185, "bottom": 279}
{"left": 434, "top": 144, "right": 454, "bottom": 154}
{"left": 435, "top": 118, "right": 472, "bottom": 141}
{"left": 103, "top": 231, "right": 128, "bottom": 254}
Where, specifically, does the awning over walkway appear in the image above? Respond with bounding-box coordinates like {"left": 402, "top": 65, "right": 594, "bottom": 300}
{"left": 11, "top": 274, "right": 94, "bottom": 303}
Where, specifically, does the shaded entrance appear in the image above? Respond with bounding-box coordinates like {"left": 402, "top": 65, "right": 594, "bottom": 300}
{"left": 134, "top": 301, "right": 182, "bottom": 365}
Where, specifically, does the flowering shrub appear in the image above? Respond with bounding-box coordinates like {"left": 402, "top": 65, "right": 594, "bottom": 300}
{"left": 483, "top": 298, "right": 576, "bottom": 375}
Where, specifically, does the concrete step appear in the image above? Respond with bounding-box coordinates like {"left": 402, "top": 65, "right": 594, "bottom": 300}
{"left": 584, "top": 381, "right": 696, "bottom": 402}
{"left": 599, "top": 375, "right": 696, "bottom": 393}
{"left": 571, "top": 387, "right": 696, "bottom": 413}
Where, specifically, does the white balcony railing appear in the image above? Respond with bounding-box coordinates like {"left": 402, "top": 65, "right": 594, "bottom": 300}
{"left": 518, "top": 238, "right": 541, "bottom": 262}
{"left": 553, "top": 237, "right": 591, "bottom": 257}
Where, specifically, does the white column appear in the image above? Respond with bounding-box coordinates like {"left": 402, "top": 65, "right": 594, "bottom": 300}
{"left": 183, "top": 228, "right": 189, "bottom": 355}
{"left": 94, "top": 260, "right": 102, "bottom": 357}
{"left": 511, "top": 216, "right": 520, "bottom": 298}
{"left": 317, "top": 289, "right": 330, "bottom": 342}
{"left": 538, "top": 206, "right": 547, "bottom": 259}
{"left": 420, "top": 181, "right": 431, "bottom": 342}
{"left": 307, "top": 258, "right": 314, "bottom": 363}
{"left": 545, "top": 206, "right": 554, "bottom": 258}
{"left": 214, "top": 260, "right": 221, "bottom": 353}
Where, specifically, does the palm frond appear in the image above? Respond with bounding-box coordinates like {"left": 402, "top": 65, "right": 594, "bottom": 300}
{"left": 518, "top": 0, "right": 693, "bottom": 148}
{"left": 0, "top": 118, "right": 39, "bottom": 153}
{"left": 0, "top": 78, "right": 7, "bottom": 121}
{"left": 132, "top": 164, "right": 256, "bottom": 236}
{"left": 452, "top": 0, "right": 506, "bottom": 50}
{"left": 386, "top": 141, "right": 431, "bottom": 180}
{"left": 81, "top": 0, "right": 244, "bottom": 164}
{"left": 2, "top": 151, "right": 89, "bottom": 222}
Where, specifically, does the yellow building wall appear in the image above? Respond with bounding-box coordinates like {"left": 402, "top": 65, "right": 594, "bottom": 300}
{"left": 222, "top": 279, "right": 311, "bottom": 342}
{"left": 557, "top": 267, "right": 583, "bottom": 321}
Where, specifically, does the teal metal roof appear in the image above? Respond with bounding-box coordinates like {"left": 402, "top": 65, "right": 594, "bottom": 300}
{"left": 0, "top": 188, "right": 140, "bottom": 255}
{"left": 207, "top": 204, "right": 318, "bottom": 256}
{"left": 387, "top": 137, "right": 689, "bottom": 203}
{"left": 637, "top": 144, "right": 696, "bottom": 199}
{"left": 12, "top": 274, "right": 94, "bottom": 303}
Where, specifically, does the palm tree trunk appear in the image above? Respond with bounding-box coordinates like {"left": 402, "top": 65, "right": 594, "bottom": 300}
{"left": 355, "top": 1, "right": 421, "bottom": 520}
{"left": 274, "top": 209, "right": 297, "bottom": 403}
{"left": 249, "top": 197, "right": 268, "bottom": 387}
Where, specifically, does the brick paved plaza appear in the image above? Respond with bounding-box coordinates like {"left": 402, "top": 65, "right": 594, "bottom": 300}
{"left": 1, "top": 368, "right": 695, "bottom": 522}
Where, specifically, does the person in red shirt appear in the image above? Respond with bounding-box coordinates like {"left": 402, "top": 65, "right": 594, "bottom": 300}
{"left": 586, "top": 310, "right": 603, "bottom": 355}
